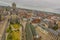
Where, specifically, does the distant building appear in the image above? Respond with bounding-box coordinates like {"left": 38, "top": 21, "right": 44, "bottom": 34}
{"left": 12, "top": 2, "right": 16, "bottom": 10}
{"left": 43, "top": 19, "right": 55, "bottom": 28}
{"left": 10, "top": 2, "right": 18, "bottom": 15}
{"left": 57, "top": 20, "right": 60, "bottom": 29}
{"left": 31, "top": 19, "right": 41, "bottom": 24}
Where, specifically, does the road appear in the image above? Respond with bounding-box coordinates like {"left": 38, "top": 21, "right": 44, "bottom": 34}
{"left": 0, "top": 21, "right": 6, "bottom": 40}
{"left": 20, "top": 20, "right": 27, "bottom": 40}
{"left": 35, "top": 26, "right": 58, "bottom": 40}
{"left": 0, "top": 19, "right": 8, "bottom": 40}
{"left": 0, "top": 15, "right": 10, "bottom": 40}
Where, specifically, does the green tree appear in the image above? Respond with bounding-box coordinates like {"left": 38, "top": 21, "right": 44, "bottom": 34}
{"left": 7, "top": 33, "right": 12, "bottom": 40}
{"left": 52, "top": 24, "right": 58, "bottom": 30}
{"left": 0, "top": 14, "right": 1, "bottom": 21}
{"left": 30, "top": 23, "right": 37, "bottom": 36}
{"left": 25, "top": 23, "right": 33, "bottom": 40}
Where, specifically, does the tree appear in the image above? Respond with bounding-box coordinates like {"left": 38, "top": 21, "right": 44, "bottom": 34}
{"left": 30, "top": 23, "right": 37, "bottom": 36}
{"left": 52, "top": 24, "right": 58, "bottom": 30}
{"left": 25, "top": 23, "right": 33, "bottom": 40}
{"left": 7, "top": 33, "right": 12, "bottom": 40}
{"left": 0, "top": 14, "right": 1, "bottom": 21}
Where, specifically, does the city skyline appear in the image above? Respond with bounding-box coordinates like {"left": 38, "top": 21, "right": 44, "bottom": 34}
{"left": 0, "top": 0, "right": 60, "bottom": 13}
{"left": 0, "top": 2, "right": 60, "bottom": 40}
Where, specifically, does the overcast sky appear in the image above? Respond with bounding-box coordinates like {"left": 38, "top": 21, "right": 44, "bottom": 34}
{"left": 0, "top": 0, "right": 60, "bottom": 13}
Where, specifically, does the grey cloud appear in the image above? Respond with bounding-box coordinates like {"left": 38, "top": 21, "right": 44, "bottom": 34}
{"left": 0, "top": 0, "right": 60, "bottom": 13}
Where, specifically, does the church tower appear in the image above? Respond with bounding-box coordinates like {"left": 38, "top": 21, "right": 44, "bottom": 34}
{"left": 12, "top": 2, "right": 16, "bottom": 10}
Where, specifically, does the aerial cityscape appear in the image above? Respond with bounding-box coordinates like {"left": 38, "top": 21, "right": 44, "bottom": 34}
{"left": 0, "top": 2, "right": 60, "bottom": 40}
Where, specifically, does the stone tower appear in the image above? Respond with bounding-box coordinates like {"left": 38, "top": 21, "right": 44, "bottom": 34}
{"left": 12, "top": 2, "right": 16, "bottom": 10}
